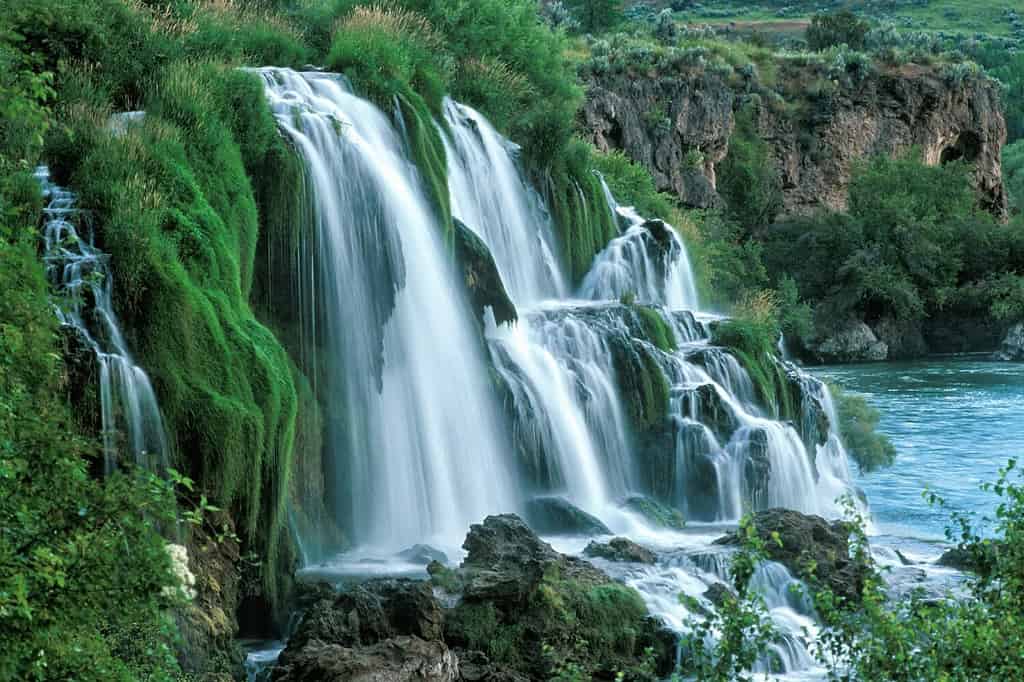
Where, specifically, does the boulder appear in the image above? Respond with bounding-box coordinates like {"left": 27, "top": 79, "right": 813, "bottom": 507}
{"left": 453, "top": 218, "right": 517, "bottom": 327}
{"left": 808, "top": 320, "right": 888, "bottom": 364}
{"left": 523, "top": 496, "right": 611, "bottom": 536}
{"left": 714, "top": 508, "right": 867, "bottom": 603}
{"left": 397, "top": 544, "right": 449, "bottom": 566}
{"left": 995, "top": 322, "right": 1024, "bottom": 361}
{"left": 702, "top": 582, "right": 736, "bottom": 608}
{"left": 272, "top": 636, "right": 458, "bottom": 682}
{"left": 584, "top": 537, "right": 657, "bottom": 564}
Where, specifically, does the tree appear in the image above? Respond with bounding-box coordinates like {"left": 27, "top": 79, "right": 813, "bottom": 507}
{"left": 806, "top": 10, "right": 870, "bottom": 52}
{"left": 564, "top": 0, "right": 622, "bottom": 34}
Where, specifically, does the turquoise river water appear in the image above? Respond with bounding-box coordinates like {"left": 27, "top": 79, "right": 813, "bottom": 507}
{"left": 814, "top": 358, "right": 1024, "bottom": 541}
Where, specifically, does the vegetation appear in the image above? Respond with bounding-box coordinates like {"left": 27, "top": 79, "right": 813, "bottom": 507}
{"left": 828, "top": 383, "right": 897, "bottom": 472}
{"left": 806, "top": 10, "right": 871, "bottom": 52}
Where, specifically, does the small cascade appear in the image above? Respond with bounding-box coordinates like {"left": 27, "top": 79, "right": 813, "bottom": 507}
{"left": 36, "top": 166, "right": 168, "bottom": 474}
{"left": 441, "top": 98, "right": 567, "bottom": 304}
{"left": 258, "top": 68, "right": 517, "bottom": 550}
{"left": 579, "top": 175, "right": 700, "bottom": 310}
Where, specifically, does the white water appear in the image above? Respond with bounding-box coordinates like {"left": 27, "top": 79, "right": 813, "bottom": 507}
{"left": 258, "top": 68, "right": 517, "bottom": 550}
{"left": 257, "top": 77, "right": 861, "bottom": 679}
{"left": 580, "top": 176, "right": 700, "bottom": 310}
{"left": 37, "top": 166, "right": 168, "bottom": 474}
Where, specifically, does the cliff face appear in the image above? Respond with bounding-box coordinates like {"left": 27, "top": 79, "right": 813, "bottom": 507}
{"left": 582, "top": 63, "right": 1008, "bottom": 218}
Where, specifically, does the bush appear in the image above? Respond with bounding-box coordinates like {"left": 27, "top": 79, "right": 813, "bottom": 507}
{"left": 806, "top": 10, "right": 871, "bottom": 52}
{"left": 827, "top": 383, "right": 896, "bottom": 472}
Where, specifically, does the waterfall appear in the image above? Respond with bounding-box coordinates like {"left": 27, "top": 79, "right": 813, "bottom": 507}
{"left": 579, "top": 175, "right": 700, "bottom": 310}
{"left": 37, "top": 166, "right": 168, "bottom": 475}
{"left": 441, "top": 98, "right": 567, "bottom": 304}
{"left": 257, "top": 68, "right": 517, "bottom": 550}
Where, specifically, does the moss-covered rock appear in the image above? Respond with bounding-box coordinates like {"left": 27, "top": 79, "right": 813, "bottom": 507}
{"left": 620, "top": 495, "right": 687, "bottom": 530}
{"left": 524, "top": 496, "right": 612, "bottom": 536}
{"left": 452, "top": 218, "right": 517, "bottom": 327}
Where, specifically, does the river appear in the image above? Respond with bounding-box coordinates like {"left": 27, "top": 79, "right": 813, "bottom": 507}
{"left": 814, "top": 358, "right": 1024, "bottom": 541}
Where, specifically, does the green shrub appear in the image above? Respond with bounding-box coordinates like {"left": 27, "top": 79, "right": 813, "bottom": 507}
{"left": 827, "top": 383, "right": 896, "bottom": 472}
{"left": 806, "top": 10, "right": 870, "bottom": 52}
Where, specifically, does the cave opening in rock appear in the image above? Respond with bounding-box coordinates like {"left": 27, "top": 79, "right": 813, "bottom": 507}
{"left": 940, "top": 131, "right": 981, "bottom": 164}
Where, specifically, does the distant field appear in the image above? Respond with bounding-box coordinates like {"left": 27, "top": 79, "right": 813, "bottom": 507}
{"left": 669, "top": 0, "right": 1022, "bottom": 38}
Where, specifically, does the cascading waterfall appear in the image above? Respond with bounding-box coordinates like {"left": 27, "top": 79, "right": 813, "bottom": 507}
{"left": 36, "top": 166, "right": 168, "bottom": 475}
{"left": 256, "top": 71, "right": 860, "bottom": 678}
{"left": 258, "top": 68, "right": 517, "bottom": 550}
{"left": 441, "top": 98, "right": 567, "bottom": 303}
{"left": 579, "top": 175, "right": 700, "bottom": 310}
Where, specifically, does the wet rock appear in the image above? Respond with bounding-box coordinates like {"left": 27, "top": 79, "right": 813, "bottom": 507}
{"left": 995, "top": 322, "right": 1024, "bottom": 361}
{"left": 272, "top": 636, "right": 457, "bottom": 682}
{"left": 523, "top": 496, "right": 612, "bottom": 536}
{"left": 287, "top": 578, "right": 443, "bottom": 653}
{"left": 453, "top": 218, "right": 517, "bottom": 327}
{"left": 808, "top": 320, "right": 888, "bottom": 364}
{"left": 702, "top": 582, "right": 737, "bottom": 608}
{"left": 620, "top": 495, "right": 686, "bottom": 530}
{"left": 714, "top": 508, "right": 867, "bottom": 603}
{"left": 740, "top": 428, "right": 772, "bottom": 511}
{"left": 398, "top": 544, "right": 449, "bottom": 566}
{"left": 584, "top": 537, "right": 657, "bottom": 564}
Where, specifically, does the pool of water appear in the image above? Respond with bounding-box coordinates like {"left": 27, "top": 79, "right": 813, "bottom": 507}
{"left": 813, "top": 358, "right": 1024, "bottom": 540}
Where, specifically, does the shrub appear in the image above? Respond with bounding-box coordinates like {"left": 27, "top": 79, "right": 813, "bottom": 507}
{"left": 827, "top": 383, "right": 896, "bottom": 472}
{"left": 806, "top": 10, "right": 870, "bottom": 52}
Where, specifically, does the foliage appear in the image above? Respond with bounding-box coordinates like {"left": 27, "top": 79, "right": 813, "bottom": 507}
{"left": 806, "top": 10, "right": 871, "bottom": 52}
{"left": 811, "top": 464, "right": 1024, "bottom": 680}
{"left": 634, "top": 304, "right": 677, "bottom": 353}
{"left": 827, "top": 383, "right": 896, "bottom": 472}
{"left": 565, "top": 0, "right": 624, "bottom": 34}
{"left": 679, "top": 515, "right": 779, "bottom": 681}
{"left": 717, "top": 105, "right": 783, "bottom": 234}
{"left": 694, "top": 211, "right": 770, "bottom": 308}
{"left": 762, "top": 152, "right": 1022, "bottom": 337}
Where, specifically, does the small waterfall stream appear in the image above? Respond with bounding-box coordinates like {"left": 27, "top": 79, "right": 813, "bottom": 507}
{"left": 37, "top": 166, "right": 168, "bottom": 474}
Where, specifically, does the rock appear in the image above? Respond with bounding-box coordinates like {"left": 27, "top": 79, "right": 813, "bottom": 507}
{"left": 272, "top": 636, "right": 458, "bottom": 682}
{"left": 808, "top": 320, "right": 888, "bottom": 363}
{"left": 287, "top": 578, "right": 443, "bottom": 653}
{"left": 677, "top": 382, "right": 740, "bottom": 442}
{"left": 583, "top": 63, "right": 1007, "bottom": 218}
{"left": 448, "top": 514, "right": 675, "bottom": 679}
{"left": 714, "top": 508, "right": 867, "bottom": 604}
{"left": 397, "top": 544, "right": 449, "bottom": 566}
{"left": 584, "top": 537, "right": 657, "bottom": 564}
{"left": 452, "top": 218, "right": 517, "bottom": 327}
{"left": 523, "top": 496, "right": 612, "bottom": 536}
{"left": 702, "top": 582, "right": 737, "bottom": 608}
{"left": 456, "top": 651, "right": 530, "bottom": 682}
{"left": 620, "top": 495, "right": 686, "bottom": 530}
{"left": 936, "top": 545, "right": 997, "bottom": 573}
{"left": 995, "top": 322, "right": 1024, "bottom": 361}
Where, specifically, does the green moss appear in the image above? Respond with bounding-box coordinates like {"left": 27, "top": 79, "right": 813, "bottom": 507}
{"left": 712, "top": 318, "right": 795, "bottom": 419}
{"left": 396, "top": 91, "right": 454, "bottom": 245}
{"left": 623, "top": 495, "right": 687, "bottom": 530}
{"left": 611, "top": 339, "right": 671, "bottom": 434}
{"left": 634, "top": 304, "right": 677, "bottom": 353}
{"left": 57, "top": 63, "right": 301, "bottom": 608}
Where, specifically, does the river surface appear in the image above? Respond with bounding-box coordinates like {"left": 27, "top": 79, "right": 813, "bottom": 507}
{"left": 814, "top": 358, "right": 1024, "bottom": 541}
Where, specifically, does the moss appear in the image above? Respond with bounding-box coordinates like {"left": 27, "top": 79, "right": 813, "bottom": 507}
{"left": 58, "top": 64, "right": 301, "bottom": 609}
{"left": 712, "top": 318, "right": 797, "bottom": 419}
{"left": 623, "top": 495, "right": 687, "bottom": 530}
{"left": 633, "top": 304, "right": 677, "bottom": 353}
{"left": 611, "top": 339, "right": 671, "bottom": 435}
{"left": 395, "top": 90, "right": 454, "bottom": 245}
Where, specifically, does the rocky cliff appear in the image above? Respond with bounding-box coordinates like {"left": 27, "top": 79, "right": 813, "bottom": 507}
{"left": 582, "top": 60, "right": 1008, "bottom": 218}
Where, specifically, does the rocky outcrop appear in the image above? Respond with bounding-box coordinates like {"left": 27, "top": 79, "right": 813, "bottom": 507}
{"left": 453, "top": 218, "right": 517, "bottom": 327}
{"left": 995, "top": 322, "right": 1024, "bottom": 361}
{"left": 584, "top": 537, "right": 657, "bottom": 564}
{"left": 806, "top": 320, "right": 888, "bottom": 363}
{"left": 714, "top": 508, "right": 868, "bottom": 604}
{"left": 272, "top": 515, "right": 674, "bottom": 681}
{"left": 583, "top": 63, "right": 1007, "bottom": 217}
{"left": 583, "top": 70, "right": 733, "bottom": 209}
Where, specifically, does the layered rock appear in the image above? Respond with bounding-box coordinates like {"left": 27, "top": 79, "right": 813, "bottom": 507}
{"left": 583, "top": 63, "right": 1007, "bottom": 217}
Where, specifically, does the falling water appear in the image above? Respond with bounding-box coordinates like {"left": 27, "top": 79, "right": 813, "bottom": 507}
{"left": 441, "top": 98, "right": 567, "bottom": 304}
{"left": 257, "top": 68, "right": 517, "bottom": 550}
{"left": 37, "top": 166, "right": 168, "bottom": 475}
{"left": 579, "top": 175, "right": 700, "bottom": 310}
